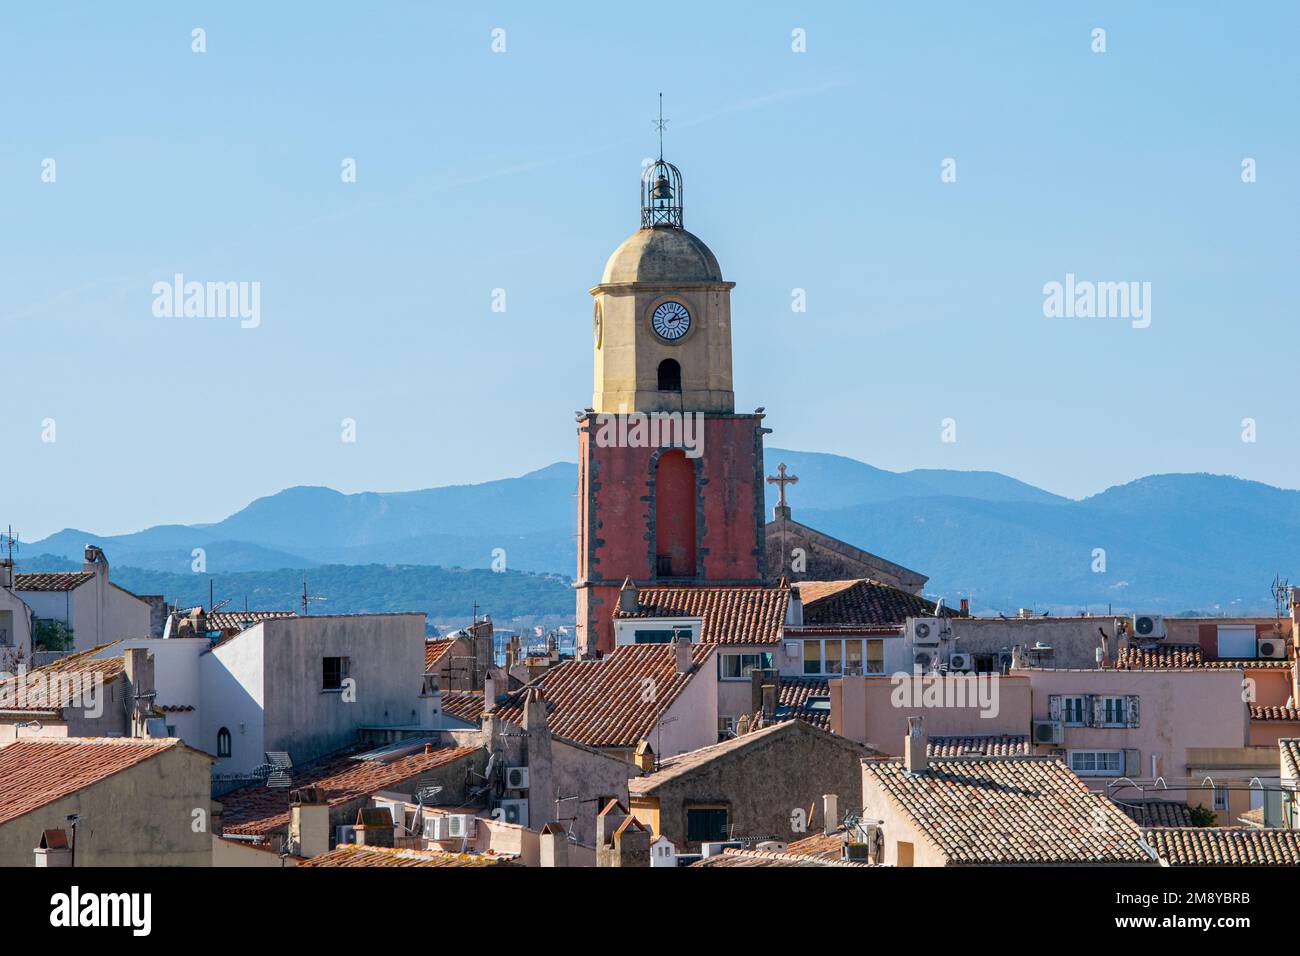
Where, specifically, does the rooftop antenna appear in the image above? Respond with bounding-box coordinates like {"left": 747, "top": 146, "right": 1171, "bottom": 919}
{"left": 471, "top": 600, "right": 480, "bottom": 625}
{"left": 301, "top": 576, "right": 326, "bottom": 616}
{"left": 1271, "top": 575, "right": 1290, "bottom": 620}
{"left": 0, "top": 525, "right": 18, "bottom": 564}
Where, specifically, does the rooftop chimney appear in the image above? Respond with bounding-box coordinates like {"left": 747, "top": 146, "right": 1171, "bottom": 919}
{"left": 483, "top": 676, "right": 496, "bottom": 714}
{"left": 786, "top": 586, "right": 804, "bottom": 626}
{"left": 619, "top": 577, "right": 639, "bottom": 615}
{"left": 959, "top": 597, "right": 970, "bottom": 617}
{"left": 1018, "top": 607, "right": 1033, "bottom": 619}
{"left": 822, "top": 793, "right": 839, "bottom": 835}
{"left": 0, "top": 558, "right": 12, "bottom": 590}
{"left": 539, "top": 822, "right": 570, "bottom": 868}
{"left": 288, "top": 786, "right": 330, "bottom": 858}
{"left": 34, "top": 829, "right": 71, "bottom": 867}
{"left": 904, "top": 716, "right": 928, "bottom": 775}
{"left": 674, "top": 632, "right": 692, "bottom": 676}
{"left": 761, "top": 683, "right": 777, "bottom": 722}
{"left": 634, "top": 739, "right": 656, "bottom": 773}
{"left": 419, "top": 678, "right": 443, "bottom": 727}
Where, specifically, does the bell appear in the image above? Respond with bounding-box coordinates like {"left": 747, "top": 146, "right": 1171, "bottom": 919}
{"left": 651, "top": 175, "right": 673, "bottom": 202}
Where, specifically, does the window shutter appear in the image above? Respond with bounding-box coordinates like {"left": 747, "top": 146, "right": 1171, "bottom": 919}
{"left": 1089, "top": 695, "right": 1103, "bottom": 727}
{"left": 1048, "top": 695, "right": 1062, "bottom": 721}
{"left": 1123, "top": 748, "right": 1140, "bottom": 777}
{"left": 1126, "top": 696, "right": 1140, "bottom": 728}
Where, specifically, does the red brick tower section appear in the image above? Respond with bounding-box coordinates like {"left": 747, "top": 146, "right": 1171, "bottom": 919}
{"left": 576, "top": 413, "right": 769, "bottom": 656}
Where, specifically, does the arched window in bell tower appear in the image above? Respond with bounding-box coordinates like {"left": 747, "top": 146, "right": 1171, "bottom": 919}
{"left": 657, "top": 358, "right": 681, "bottom": 392}
{"left": 653, "top": 449, "right": 697, "bottom": 578}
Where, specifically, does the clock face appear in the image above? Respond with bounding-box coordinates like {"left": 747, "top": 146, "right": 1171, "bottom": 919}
{"left": 651, "top": 300, "right": 691, "bottom": 341}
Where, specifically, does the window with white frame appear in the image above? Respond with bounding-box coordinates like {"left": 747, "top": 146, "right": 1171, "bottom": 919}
{"left": 1062, "top": 695, "right": 1089, "bottom": 726}
{"left": 719, "top": 651, "right": 773, "bottom": 680}
{"left": 1213, "top": 787, "right": 1230, "bottom": 811}
{"left": 1101, "top": 696, "right": 1128, "bottom": 727}
{"left": 802, "top": 638, "right": 868, "bottom": 676}
{"left": 1068, "top": 750, "right": 1123, "bottom": 776}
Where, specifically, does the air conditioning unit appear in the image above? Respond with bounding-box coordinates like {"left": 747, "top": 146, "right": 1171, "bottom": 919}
{"left": 1258, "top": 637, "right": 1288, "bottom": 660}
{"left": 908, "top": 618, "right": 941, "bottom": 645}
{"left": 335, "top": 825, "right": 358, "bottom": 846}
{"left": 1131, "top": 614, "right": 1166, "bottom": 640}
{"left": 498, "top": 798, "right": 529, "bottom": 828}
{"left": 428, "top": 814, "right": 476, "bottom": 841}
{"left": 949, "top": 653, "right": 973, "bottom": 672}
{"left": 913, "top": 648, "right": 937, "bottom": 672}
{"left": 505, "top": 766, "right": 530, "bottom": 790}
{"left": 1032, "top": 719, "right": 1064, "bottom": 745}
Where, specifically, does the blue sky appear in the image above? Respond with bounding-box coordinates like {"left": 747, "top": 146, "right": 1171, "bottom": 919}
{"left": 3, "top": 2, "right": 1296, "bottom": 540}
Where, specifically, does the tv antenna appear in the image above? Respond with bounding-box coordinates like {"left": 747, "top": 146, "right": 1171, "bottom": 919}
{"left": 1271, "top": 575, "right": 1290, "bottom": 620}
{"left": 301, "top": 576, "right": 326, "bottom": 615}
{"left": 0, "top": 526, "right": 18, "bottom": 565}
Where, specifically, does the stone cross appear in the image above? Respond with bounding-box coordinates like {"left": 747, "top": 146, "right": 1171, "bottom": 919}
{"left": 766, "top": 462, "right": 799, "bottom": 509}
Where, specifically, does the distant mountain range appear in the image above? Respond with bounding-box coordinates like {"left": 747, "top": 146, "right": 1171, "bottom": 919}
{"left": 19, "top": 449, "right": 1300, "bottom": 615}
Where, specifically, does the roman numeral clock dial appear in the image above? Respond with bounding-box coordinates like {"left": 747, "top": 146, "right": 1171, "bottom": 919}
{"left": 651, "top": 300, "right": 691, "bottom": 341}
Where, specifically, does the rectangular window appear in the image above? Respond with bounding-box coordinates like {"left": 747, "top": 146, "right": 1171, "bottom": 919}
{"left": 1102, "top": 696, "right": 1127, "bottom": 727}
{"left": 803, "top": 641, "right": 820, "bottom": 675}
{"left": 844, "top": 640, "right": 863, "bottom": 675}
{"left": 633, "top": 629, "right": 676, "bottom": 644}
{"left": 1062, "top": 695, "right": 1089, "bottom": 726}
{"left": 1068, "top": 750, "right": 1123, "bottom": 776}
{"left": 323, "top": 656, "right": 350, "bottom": 691}
{"left": 824, "top": 640, "right": 842, "bottom": 674}
{"left": 718, "top": 652, "right": 773, "bottom": 680}
{"left": 866, "top": 640, "right": 885, "bottom": 675}
{"left": 686, "top": 806, "right": 729, "bottom": 843}
{"left": 1214, "top": 787, "right": 1230, "bottom": 811}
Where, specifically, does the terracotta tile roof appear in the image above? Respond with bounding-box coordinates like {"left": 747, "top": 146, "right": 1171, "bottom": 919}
{"left": 863, "top": 756, "right": 1154, "bottom": 864}
{"left": 0, "top": 737, "right": 187, "bottom": 825}
{"left": 0, "top": 642, "right": 125, "bottom": 712}
{"left": 772, "top": 676, "right": 831, "bottom": 730}
{"left": 1251, "top": 704, "right": 1300, "bottom": 721}
{"left": 1116, "top": 800, "right": 1195, "bottom": 828}
{"left": 785, "top": 829, "right": 851, "bottom": 862}
{"left": 1281, "top": 739, "right": 1300, "bottom": 780}
{"left": 14, "top": 571, "right": 95, "bottom": 592}
{"left": 424, "top": 638, "right": 457, "bottom": 671}
{"left": 691, "top": 847, "right": 874, "bottom": 868}
{"left": 615, "top": 584, "right": 788, "bottom": 645}
{"left": 927, "top": 735, "right": 1030, "bottom": 758}
{"left": 798, "top": 579, "right": 940, "bottom": 627}
{"left": 495, "top": 643, "right": 713, "bottom": 749}
{"left": 203, "top": 610, "right": 295, "bottom": 633}
{"left": 1117, "top": 643, "right": 1292, "bottom": 670}
{"left": 1146, "top": 828, "right": 1300, "bottom": 866}
{"left": 220, "top": 744, "right": 479, "bottom": 837}
{"left": 297, "top": 845, "right": 521, "bottom": 867}
{"left": 440, "top": 691, "right": 485, "bottom": 724}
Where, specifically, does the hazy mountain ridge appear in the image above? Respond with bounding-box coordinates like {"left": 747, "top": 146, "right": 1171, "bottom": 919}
{"left": 24, "top": 450, "right": 1299, "bottom": 614}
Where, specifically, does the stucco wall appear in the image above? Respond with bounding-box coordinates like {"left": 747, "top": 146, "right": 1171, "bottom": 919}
{"left": 833, "top": 674, "right": 1033, "bottom": 754}
{"left": 0, "top": 744, "right": 213, "bottom": 866}
{"left": 632, "top": 722, "right": 870, "bottom": 851}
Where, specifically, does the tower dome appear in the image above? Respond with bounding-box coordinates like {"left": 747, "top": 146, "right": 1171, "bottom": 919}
{"left": 600, "top": 226, "right": 723, "bottom": 284}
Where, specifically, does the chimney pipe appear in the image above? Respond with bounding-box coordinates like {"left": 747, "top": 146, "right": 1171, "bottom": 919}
{"left": 761, "top": 683, "right": 777, "bottom": 721}
{"left": 483, "top": 676, "right": 496, "bottom": 714}
{"left": 822, "top": 794, "right": 839, "bottom": 835}
{"left": 959, "top": 597, "right": 969, "bottom": 617}
{"left": 674, "top": 633, "right": 692, "bottom": 676}
{"left": 904, "top": 716, "right": 928, "bottom": 775}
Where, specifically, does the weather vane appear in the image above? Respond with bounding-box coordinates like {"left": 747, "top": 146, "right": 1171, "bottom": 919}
{"left": 654, "top": 92, "right": 669, "bottom": 160}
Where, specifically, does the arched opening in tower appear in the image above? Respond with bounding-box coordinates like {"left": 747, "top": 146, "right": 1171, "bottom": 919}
{"left": 657, "top": 358, "right": 682, "bottom": 392}
{"left": 654, "top": 449, "right": 697, "bottom": 578}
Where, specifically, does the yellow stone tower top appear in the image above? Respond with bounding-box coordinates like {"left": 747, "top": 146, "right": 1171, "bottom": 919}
{"left": 589, "top": 150, "right": 736, "bottom": 415}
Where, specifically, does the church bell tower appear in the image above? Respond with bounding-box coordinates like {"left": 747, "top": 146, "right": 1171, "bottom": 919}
{"left": 576, "top": 133, "right": 768, "bottom": 657}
